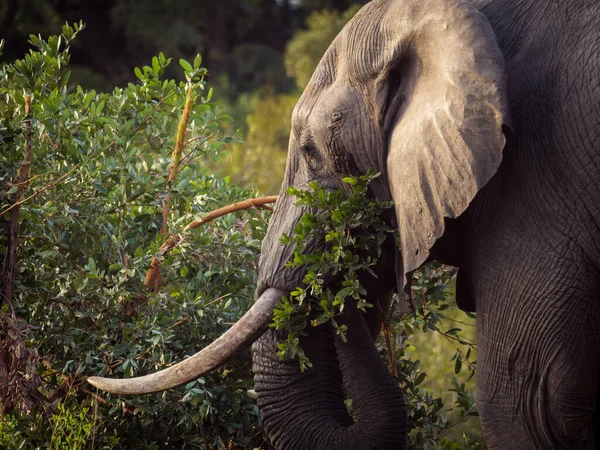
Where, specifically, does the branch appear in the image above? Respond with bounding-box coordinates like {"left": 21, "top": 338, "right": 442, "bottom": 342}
{"left": 177, "top": 135, "right": 211, "bottom": 172}
{"left": 382, "top": 320, "right": 397, "bottom": 377}
{"left": 145, "top": 195, "right": 277, "bottom": 292}
{"left": 79, "top": 384, "right": 136, "bottom": 412}
{"left": 376, "top": 297, "right": 397, "bottom": 378}
{"left": 160, "top": 82, "right": 195, "bottom": 237}
{"left": 131, "top": 97, "right": 168, "bottom": 135}
{"left": 104, "top": 189, "right": 145, "bottom": 215}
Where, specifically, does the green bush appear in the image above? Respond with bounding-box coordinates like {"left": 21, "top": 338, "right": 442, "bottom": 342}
{"left": 0, "top": 24, "right": 268, "bottom": 449}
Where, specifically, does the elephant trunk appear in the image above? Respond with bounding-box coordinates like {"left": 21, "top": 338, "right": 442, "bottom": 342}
{"left": 253, "top": 305, "right": 406, "bottom": 449}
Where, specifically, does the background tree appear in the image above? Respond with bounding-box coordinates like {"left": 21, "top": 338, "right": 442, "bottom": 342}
{"left": 0, "top": 0, "right": 368, "bottom": 94}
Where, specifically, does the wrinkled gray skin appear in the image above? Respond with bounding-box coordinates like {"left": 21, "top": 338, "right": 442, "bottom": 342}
{"left": 252, "top": 0, "right": 600, "bottom": 449}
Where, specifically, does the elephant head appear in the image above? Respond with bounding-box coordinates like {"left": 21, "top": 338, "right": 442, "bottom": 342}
{"left": 89, "top": 0, "right": 510, "bottom": 447}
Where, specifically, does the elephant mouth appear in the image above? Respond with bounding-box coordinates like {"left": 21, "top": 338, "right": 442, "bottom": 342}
{"left": 87, "top": 287, "right": 288, "bottom": 395}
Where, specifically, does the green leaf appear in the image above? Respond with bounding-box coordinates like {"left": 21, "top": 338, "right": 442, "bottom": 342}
{"left": 179, "top": 59, "right": 193, "bottom": 72}
{"left": 454, "top": 357, "right": 462, "bottom": 374}
{"left": 193, "top": 54, "right": 202, "bottom": 70}
{"left": 414, "top": 372, "right": 427, "bottom": 386}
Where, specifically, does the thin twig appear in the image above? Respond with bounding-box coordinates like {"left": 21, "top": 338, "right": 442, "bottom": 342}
{"left": 163, "top": 295, "right": 232, "bottom": 330}
{"left": 376, "top": 298, "right": 397, "bottom": 377}
{"left": 167, "top": 317, "right": 190, "bottom": 330}
{"left": 251, "top": 204, "right": 270, "bottom": 226}
{"left": 80, "top": 385, "right": 136, "bottom": 412}
{"left": 0, "top": 163, "right": 80, "bottom": 218}
{"left": 438, "top": 313, "right": 476, "bottom": 327}
{"left": 183, "top": 134, "right": 211, "bottom": 150}
{"left": 177, "top": 135, "right": 211, "bottom": 172}
{"left": 201, "top": 293, "right": 232, "bottom": 309}
{"left": 105, "top": 189, "right": 146, "bottom": 215}
{"left": 383, "top": 321, "right": 397, "bottom": 377}
{"left": 131, "top": 96, "right": 171, "bottom": 135}
{"left": 125, "top": 295, "right": 152, "bottom": 316}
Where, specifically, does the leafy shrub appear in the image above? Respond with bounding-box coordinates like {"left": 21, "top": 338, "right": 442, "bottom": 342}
{"left": 0, "top": 24, "right": 268, "bottom": 449}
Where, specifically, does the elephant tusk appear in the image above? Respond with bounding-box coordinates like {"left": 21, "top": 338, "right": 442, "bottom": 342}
{"left": 87, "top": 288, "right": 286, "bottom": 395}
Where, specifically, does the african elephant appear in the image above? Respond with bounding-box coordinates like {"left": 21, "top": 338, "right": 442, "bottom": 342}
{"left": 89, "top": 0, "right": 600, "bottom": 448}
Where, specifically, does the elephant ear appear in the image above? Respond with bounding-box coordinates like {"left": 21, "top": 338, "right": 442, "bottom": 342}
{"left": 370, "top": 0, "right": 511, "bottom": 286}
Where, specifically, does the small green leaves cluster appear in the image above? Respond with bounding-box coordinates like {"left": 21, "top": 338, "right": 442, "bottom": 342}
{"left": 4, "top": 22, "right": 84, "bottom": 96}
{"left": 178, "top": 55, "right": 209, "bottom": 83}
{"left": 271, "top": 170, "right": 394, "bottom": 369}
{"left": 48, "top": 404, "right": 94, "bottom": 450}
{"left": 267, "top": 174, "right": 482, "bottom": 445}
{"left": 385, "top": 264, "right": 482, "bottom": 448}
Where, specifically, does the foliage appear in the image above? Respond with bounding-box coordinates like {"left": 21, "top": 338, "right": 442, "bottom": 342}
{"left": 0, "top": 403, "right": 121, "bottom": 450}
{"left": 393, "top": 269, "right": 482, "bottom": 447}
{"left": 275, "top": 175, "right": 483, "bottom": 448}
{"left": 2, "top": 0, "right": 354, "bottom": 93}
{"left": 272, "top": 171, "right": 393, "bottom": 368}
{"left": 0, "top": 25, "right": 269, "bottom": 448}
{"left": 49, "top": 403, "right": 94, "bottom": 450}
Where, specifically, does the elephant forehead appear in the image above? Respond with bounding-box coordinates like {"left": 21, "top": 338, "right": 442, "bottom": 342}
{"left": 340, "top": 2, "right": 390, "bottom": 82}
{"left": 292, "top": 82, "right": 365, "bottom": 134}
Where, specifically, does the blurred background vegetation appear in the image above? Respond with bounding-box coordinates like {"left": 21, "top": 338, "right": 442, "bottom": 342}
{"left": 1, "top": 0, "right": 368, "bottom": 194}
{"left": 1, "top": 1, "right": 483, "bottom": 447}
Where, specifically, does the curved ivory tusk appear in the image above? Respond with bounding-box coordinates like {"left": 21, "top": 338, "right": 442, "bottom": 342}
{"left": 87, "top": 288, "right": 285, "bottom": 395}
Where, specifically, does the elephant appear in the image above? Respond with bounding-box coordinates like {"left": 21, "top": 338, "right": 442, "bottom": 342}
{"left": 88, "top": 0, "right": 600, "bottom": 448}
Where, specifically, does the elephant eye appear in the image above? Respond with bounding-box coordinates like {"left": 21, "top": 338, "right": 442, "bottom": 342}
{"left": 300, "top": 144, "right": 317, "bottom": 159}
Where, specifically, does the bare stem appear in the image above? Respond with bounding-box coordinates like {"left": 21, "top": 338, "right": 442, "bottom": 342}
{"left": 382, "top": 320, "right": 397, "bottom": 377}
{"left": 160, "top": 82, "right": 195, "bottom": 237}
{"left": 0, "top": 164, "right": 80, "bottom": 218}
